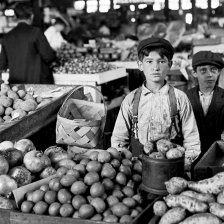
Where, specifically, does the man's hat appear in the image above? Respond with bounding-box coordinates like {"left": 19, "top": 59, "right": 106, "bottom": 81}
{"left": 192, "top": 51, "right": 224, "bottom": 69}
{"left": 137, "top": 37, "right": 174, "bottom": 59}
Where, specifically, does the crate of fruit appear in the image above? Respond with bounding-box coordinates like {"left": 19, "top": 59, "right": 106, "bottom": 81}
{"left": 0, "top": 144, "right": 159, "bottom": 224}
{"left": 53, "top": 67, "right": 127, "bottom": 86}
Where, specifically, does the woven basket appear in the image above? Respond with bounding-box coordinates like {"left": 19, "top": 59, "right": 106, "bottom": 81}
{"left": 56, "top": 85, "right": 106, "bottom": 148}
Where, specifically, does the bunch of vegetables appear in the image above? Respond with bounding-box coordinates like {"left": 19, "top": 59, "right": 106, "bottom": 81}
{"left": 144, "top": 139, "right": 185, "bottom": 159}
{"left": 0, "top": 84, "right": 44, "bottom": 123}
{"left": 153, "top": 172, "right": 224, "bottom": 224}
{"left": 53, "top": 54, "right": 116, "bottom": 74}
{"left": 18, "top": 147, "right": 147, "bottom": 222}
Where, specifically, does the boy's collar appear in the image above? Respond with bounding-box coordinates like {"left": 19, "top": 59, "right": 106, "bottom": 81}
{"left": 142, "top": 81, "right": 169, "bottom": 95}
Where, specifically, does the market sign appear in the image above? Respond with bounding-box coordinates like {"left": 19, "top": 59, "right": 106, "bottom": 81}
{"left": 116, "top": 0, "right": 154, "bottom": 5}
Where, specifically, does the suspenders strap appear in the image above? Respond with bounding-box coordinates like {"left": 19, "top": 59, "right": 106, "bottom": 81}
{"left": 132, "top": 87, "right": 142, "bottom": 138}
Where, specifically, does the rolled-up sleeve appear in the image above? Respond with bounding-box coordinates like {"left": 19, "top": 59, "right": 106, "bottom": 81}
{"left": 178, "top": 91, "right": 201, "bottom": 169}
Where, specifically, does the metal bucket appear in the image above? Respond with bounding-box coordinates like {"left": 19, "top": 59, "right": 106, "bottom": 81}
{"left": 141, "top": 154, "right": 185, "bottom": 195}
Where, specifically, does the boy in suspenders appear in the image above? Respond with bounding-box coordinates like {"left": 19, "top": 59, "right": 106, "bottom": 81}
{"left": 111, "top": 37, "right": 201, "bottom": 171}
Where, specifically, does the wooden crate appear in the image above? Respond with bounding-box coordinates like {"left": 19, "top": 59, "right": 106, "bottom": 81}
{"left": 0, "top": 197, "right": 160, "bottom": 224}
{"left": 0, "top": 85, "right": 73, "bottom": 142}
{"left": 53, "top": 68, "right": 127, "bottom": 102}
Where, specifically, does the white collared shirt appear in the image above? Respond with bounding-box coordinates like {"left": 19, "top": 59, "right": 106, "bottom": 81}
{"left": 199, "top": 91, "right": 214, "bottom": 116}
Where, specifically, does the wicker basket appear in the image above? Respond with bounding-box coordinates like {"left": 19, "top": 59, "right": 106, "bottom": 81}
{"left": 56, "top": 85, "right": 106, "bottom": 148}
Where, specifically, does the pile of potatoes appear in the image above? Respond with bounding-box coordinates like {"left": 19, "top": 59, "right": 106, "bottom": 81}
{"left": 144, "top": 139, "right": 185, "bottom": 160}
{"left": 0, "top": 83, "right": 42, "bottom": 123}
{"left": 152, "top": 172, "right": 224, "bottom": 224}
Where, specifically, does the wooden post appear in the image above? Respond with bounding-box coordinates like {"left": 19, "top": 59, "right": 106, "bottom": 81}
{"left": 164, "top": 0, "right": 170, "bottom": 22}
{"left": 97, "top": 0, "right": 100, "bottom": 12}
{"left": 207, "top": 0, "right": 211, "bottom": 21}
{"left": 191, "top": 0, "right": 197, "bottom": 28}
{"left": 110, "top": 0, "right": 114, "bottom": 10}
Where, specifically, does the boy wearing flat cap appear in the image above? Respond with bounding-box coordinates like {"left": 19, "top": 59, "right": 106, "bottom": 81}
{"left": 111, "top": 37, "right": 200, "bottom": 170}
{"left": 186, "top": 50, "right": 224, "bottom": 157}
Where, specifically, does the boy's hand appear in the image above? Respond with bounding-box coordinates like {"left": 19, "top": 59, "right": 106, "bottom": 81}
{"left": 143, "top": 141, "right": 154, "bottom": 155}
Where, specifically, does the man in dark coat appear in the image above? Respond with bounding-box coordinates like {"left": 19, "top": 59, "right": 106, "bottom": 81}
{"left": 0, "top": 3, "right": 56, "bottom": 84}
{"left": 186, "top": 51, "right": 224, "bottom": 157}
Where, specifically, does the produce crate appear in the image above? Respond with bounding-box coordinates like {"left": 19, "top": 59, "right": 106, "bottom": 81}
{"left": 192, "top": 140, "right": 224, "bottom": 181}
{"left": 53, "top": 68, "right": 127, "bottom": 102}
{"left": 0, "top": 84, "right": 73, "bottom": 142}
{"left": 0, "top": 197, "right": 160, "bottom": 224}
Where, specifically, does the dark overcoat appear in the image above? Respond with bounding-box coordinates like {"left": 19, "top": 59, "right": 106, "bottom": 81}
{"left": 0, "top": 23, "right": 55, "bottom": 84}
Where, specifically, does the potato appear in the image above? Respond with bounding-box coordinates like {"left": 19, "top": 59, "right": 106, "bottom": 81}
{"left": 143, "top": 141, "right": 154, "bottom": 155}
{"left": 20, "top": 100, "right": 37, "bottom": 112}
{"left": 149, "top": 152, "right": 165, "bottom": 159}
{"left": 164, "top": 194, "right": 208, "bottom": 213}
{"left": 0, "top": 95, "right": 12, "bottom": 107}
{"left": 11, "top": 86, "right": 19, "bottom": 92}
{"left": 166, "top": 148, "right": 183, "bottom": 159}
{"left": 217, "top": 190, "right": 224, "bottom": 204}
{"left": 23, "top": 93, "right": 35, "bottom": 101}
{"left": 3, "top": 115, "right": 11, "bottom": 122}
{"left": 0, "top": 83, "right": 10, "bottom": 95}
{"left": 7, "top": 90, "right": 19, "bottom": 100}
{"left": 4, "top": 107, "right": 13, "bottom": 116}
{"left": 165, "top": 177, "right": 188, "bottom": 194}
{"left": 17, "top": 90, "right": 26, "bottom": 98}
{"left": 179, "top": 213, "right": 222, "bottom": 224}
{"left": 209, "top": 202, "right": 224, "bottom": 220}
{"left": 36, "top": 96, "right": 43, "bottom": 104}
{"left": 0, "top": 105, "right": 5, "bottom": 116}
{"left": 13, "top": 99, "right": 23, "bottom": 110}
{"left": 156, "top": 139, "right": 173, "bottom": 154}
{"left": 153, "top": 200, "right": 168, "bottom": 216}
{"left": 159, "top": 207, "right": 186, "bottom": 224}
{"left": 188, "top": 172, "right": 224, "bottom": 194}
{"left": 11, "top": 109, "right": 26, "bottom": 120}
{"left": 181, "top": 190, "right": 215, "bottom": 203}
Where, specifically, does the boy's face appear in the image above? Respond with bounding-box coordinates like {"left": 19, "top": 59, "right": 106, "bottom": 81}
{"left": 193, "top": 65, "right": 220, "bottom": 89}
{"left": 137, "top": 51, "right": 172, "bottom": 84}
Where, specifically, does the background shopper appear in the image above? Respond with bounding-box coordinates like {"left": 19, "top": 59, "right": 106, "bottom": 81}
{"left": 0, "top": 2, "right": 56, "bottom": 84}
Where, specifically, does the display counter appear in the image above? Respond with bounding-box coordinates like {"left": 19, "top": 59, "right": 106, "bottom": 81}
{"left": 53, "top": 68, "right": 127, "bottom": 102}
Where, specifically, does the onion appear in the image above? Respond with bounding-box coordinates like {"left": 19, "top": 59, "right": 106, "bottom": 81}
{"left": 0, "top": 175, "right": 17, "bottom": 197}
{"left": 14, "top": 139, "right": 36, "bottom": 154}
{"left": 0, "top": 141, "right": 14, "bottom": 151}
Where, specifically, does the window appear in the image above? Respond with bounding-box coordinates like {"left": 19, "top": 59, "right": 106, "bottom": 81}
{"left": 87, "top": 0, "right": 98, "bottom": 13}
{"left": 99, "top": 0, "right": 110, "bottom": 12}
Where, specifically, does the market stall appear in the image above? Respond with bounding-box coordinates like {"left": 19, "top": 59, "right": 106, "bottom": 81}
{"left": 0, "top": 84, "right": 73, "bottom": 142}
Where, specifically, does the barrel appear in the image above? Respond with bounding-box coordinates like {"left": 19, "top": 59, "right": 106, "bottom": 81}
{"left": 141, "top": 154, "right": 185, "bottom": 195}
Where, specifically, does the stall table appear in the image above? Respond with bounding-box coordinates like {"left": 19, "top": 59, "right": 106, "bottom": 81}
{"left": 53, "top": 68, "right": 127, "bottom": 103}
